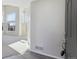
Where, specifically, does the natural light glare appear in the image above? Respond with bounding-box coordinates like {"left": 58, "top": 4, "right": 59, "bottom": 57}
{"left": 6, "top": 12, "right": 16, "bottom": 22}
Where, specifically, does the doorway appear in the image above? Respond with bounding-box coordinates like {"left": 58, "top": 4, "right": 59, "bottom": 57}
{"left": 65, "top": 0, "right": 77, "bottom": 59}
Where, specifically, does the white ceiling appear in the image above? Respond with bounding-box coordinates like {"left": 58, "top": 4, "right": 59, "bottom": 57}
{"left": 3, "top": 0, "right": 36, "bottom": 8}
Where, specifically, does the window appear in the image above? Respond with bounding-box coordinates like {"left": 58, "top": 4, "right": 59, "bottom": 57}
{"left": 6, "top": 12, "right": 16, "bottom": 31}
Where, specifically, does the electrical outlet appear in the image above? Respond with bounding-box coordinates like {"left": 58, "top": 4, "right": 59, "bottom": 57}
{"left": 35, "top": 46, "right": 44, "bottom": 50}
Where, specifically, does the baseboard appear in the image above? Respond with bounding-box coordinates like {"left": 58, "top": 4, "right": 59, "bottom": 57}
{"left": 30, "top": 49, "right": 64, "bottom": 59}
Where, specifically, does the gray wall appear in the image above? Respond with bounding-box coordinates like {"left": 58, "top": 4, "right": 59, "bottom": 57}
{"left": 31, "top": 0, "right": 65, "bottom": 59}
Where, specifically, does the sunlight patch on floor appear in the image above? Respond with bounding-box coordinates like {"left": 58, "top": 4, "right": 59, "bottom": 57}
{"left": 8, "top": 40, "right": 29, "bottom": 55}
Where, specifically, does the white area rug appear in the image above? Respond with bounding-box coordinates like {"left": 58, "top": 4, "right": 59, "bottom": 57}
{"left": 8, "top": 40, "right": 29, "bottom": 55}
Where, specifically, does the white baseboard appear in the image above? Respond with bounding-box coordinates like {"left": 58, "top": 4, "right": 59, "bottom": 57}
{"left": 30, "top": 49, "right": 64, "bottom": 59}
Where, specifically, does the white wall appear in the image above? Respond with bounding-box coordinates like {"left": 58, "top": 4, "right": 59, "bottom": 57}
{"left": 31, "top": 0, "right": 65, "bottom": 59}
